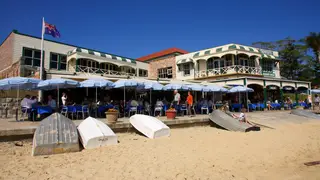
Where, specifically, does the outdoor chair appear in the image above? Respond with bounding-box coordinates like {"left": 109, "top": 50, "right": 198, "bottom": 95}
{"left": 61, "top": 106, "right": 68, "bottom": 117}
{"left": 128, "top": 106, "right": 137, "bottom": 117}
{"left": 201, "top": 105, "right": 209, "bottom": 114}
{"left": 154, "top": 105, "right": 163, "bottom": 116}
{"left": 77, "top": 105, "right": 89, "bottom": 119}
{"left": 20, "top": 107, "right": 31, "bottom": 121}
{"left": 180, "top": 104, "right": 187, "bottom": 116}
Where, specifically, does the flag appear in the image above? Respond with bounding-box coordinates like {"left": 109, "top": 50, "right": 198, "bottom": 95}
{"left": 44, "top": 22, "right": 61, "bottom": 38}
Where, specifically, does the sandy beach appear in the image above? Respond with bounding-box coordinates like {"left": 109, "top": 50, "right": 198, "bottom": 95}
{"left": 1, "top": 116, "right": 320, "bottom": 180}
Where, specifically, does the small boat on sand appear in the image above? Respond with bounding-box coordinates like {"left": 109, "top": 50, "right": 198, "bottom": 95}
{"left": 129, "top": 114, "right": 170, "bottom": 139}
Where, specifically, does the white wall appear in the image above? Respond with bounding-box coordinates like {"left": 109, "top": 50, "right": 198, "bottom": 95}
{"left": 13, "top": 33, "right": 75, "bottom": 70}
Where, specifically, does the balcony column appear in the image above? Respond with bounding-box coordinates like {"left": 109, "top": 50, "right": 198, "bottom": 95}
{"left": 232, "top": 54, "right": 235, "bottom": 65}
{"left": 136, "top": 68, "right": 139, "bottom": 77}
{"left": 75, "top": 59, "right": 79, "bottom": 72}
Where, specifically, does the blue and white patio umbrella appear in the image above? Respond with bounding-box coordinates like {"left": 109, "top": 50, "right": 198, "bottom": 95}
{"left": 113, "top": 79, "right": 144, "bottom": 104}
{"left": 228, "top": 86, "right": 254, "bottom": 93}
{"left": 311, "top": 89, "right": 320, "bottom": 94}
{"left": 228, "top": 86, "right": 254, "bottom": 112}
{"left": 143, "top": 81, "right": 164, "bottom": 91}
{"left": 202, "top": 85, "right": 229, "bottom": 105}
{"left": 0, "top": 77, "right": 42, "bottom": 121}
{"left": 186, "top": 84, "right": 203, "bottom": 91}
{"left": 163, "top": 83, "right": 189, "bottom": 91}
{"left": 80, "top": 78, "right": 114, "bottom": 103}
{"left": 0, "top": 77, "right": 41, "bottom": 90}
{"left": 37, "top": 78, "right": 79, "bottom": 107}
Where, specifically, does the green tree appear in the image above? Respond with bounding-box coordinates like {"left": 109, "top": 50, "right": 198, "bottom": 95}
{"left": 305, "top": 32, "right": 320, "bottom": 63}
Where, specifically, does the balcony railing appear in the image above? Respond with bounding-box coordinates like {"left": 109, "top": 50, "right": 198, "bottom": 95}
{"left": 195, "top": 65, "right": 262, "bottom": 78}
{"left": 70, "top": 65, "right": 140, "bottom": 77}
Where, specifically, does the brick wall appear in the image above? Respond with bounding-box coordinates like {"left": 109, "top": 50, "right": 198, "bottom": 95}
{"left": 148, "top": 55, "right": 176, "bottom": 79}
{"left": 0, "top": 33, "right": 14, "bottom": 75}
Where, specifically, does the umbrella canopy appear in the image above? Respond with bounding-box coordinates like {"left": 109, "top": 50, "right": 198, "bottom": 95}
{"left": 203, "top": 85, "right": 228, "bottom": 92}
{"left": 37, "top": 78, "right": 79, "bottom": 90}
{"left": 113, "top": 79, "right": 143, "bottom": 88}
{"left": 163, "top": 83, "right": 189, "bottom": 91}
{"left": 0, "top": 77, "right": 41, "bottom": 90}
{"left": 186, "top": 84, "right": 203, "bottom": 91}
{"left": 228, "top": 86, "right": 254, "bottom": 93}
{"left": 79, "top": 78, "right": 113, "bottom": 88}
{"left": 311, "top": 89, "right": 320, "bottom": 94}
{"left": 143, "top": 81, "right": 164, "bottom": 90}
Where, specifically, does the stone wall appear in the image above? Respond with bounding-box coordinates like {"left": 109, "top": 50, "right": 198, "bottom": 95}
{"left": 0, "top": 97, "right": 21, "bottom": 118}
{"left": 148, "top": 55, "right": 176, "bottom": 79}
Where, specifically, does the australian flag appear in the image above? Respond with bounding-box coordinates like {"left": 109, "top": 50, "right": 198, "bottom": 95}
{"left": 44, "top": 22, "right": 61, "bottom": 38}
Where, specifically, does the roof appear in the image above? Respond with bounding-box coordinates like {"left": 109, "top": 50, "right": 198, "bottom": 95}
{"left": 191, "top": 43, "right": 280, "bottom": 60}
{"left": 137, "top": 48, "right": 188, "bottom": 61}
{"left": 1, "top": 30, "right": 143, "bottom": 63}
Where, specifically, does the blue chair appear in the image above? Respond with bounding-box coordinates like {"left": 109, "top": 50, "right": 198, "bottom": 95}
{"left": 232, "top": 104, "right": 241, "bottom": 112}
{"left": 180, "top": 104, "right": 187, "bottom": 115}
{"left": 61, "top": 106, "right": 68, "bottom": 117}
{"left": 129, "top": 106, "right": 137, "bottom": 117}
{"left": 77, "top": 105, "right": 89, "bottom": 119}
{"left": 201, "top": 105, "right": 209, "bottom": 114}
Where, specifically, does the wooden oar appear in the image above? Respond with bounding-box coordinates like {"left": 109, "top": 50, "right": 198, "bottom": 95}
{"left": 304, "top": 161, "right": 320, "bottom": 166}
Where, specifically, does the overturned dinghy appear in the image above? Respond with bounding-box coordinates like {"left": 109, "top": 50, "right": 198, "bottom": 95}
{"left": 78, "top": 117, "right": 118, "bottom": 149}
{"left": 32, "top": 113, "right": 80, "bottom": 156}
{"left": 129, "top": 114, "right": 170, "bottom": 139}
{"left": 291, "top": 109, "right": 320, "bottom": 120}
{"left": 209, "top": 110, "right": 260, "bottom": 132}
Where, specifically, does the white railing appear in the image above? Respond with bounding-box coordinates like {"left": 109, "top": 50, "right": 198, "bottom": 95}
{"left": 195, "top": 65, "right": 262, "bottom": 78}
{"left": 70, "top": 65, "right": 142, "bottom": 77}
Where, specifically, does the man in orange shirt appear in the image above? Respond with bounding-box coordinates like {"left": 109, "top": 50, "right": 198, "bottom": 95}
{"left": 186, "top": 91, "right": 195, "bottom": 116}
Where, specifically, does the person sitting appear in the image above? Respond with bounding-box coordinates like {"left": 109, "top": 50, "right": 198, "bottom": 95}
{"left": 231, "top": 108, "right": 253, "bottom": 125}
{"left": 162, "top": 97, "right": 169, "bottom": 106}
{"left": 130, "top": 98, "right": 139, "bottom": 107}
{"left": 82, "top": 97, "right": 90, "bottom": 105}
{"left": 20, "top": 95, "right": 37, "bottom": 121}
{"left": 138, "top": 98, "right": 143, "bottom": 106}
{"left": 156, "top": 99, "right": 164, "bottom": 107}
{"left": 47, "top": 95, "right": 57, "bottom": 109}
{"left": 208, "top": 99, "right": 213, "bottom": 110}
{"left": 266, "top": 99, "right": 272, "bottom": 110}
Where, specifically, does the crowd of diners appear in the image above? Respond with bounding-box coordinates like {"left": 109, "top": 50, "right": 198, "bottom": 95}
{"left": 18, "top": 88, "right": 319, "bottom": 121}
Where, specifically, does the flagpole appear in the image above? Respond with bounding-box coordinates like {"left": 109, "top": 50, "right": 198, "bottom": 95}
{"left": 39, "top": 17, "right": 45, "bottom": 101}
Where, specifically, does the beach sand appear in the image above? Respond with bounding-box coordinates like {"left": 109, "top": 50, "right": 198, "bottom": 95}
{"left": 1, "top": 121, "right": 320, "bottom": 180}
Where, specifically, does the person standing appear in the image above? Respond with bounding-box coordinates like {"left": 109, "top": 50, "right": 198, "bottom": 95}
{"left": 172, "top": 90, "right": 180, "bottom": 107}
{"left": 186, "top": 91, "right": 195, "bottom": 117}
{"left": 61, "top": 92, "right": 67, "bottom": 106}
{"left": 47, "top": 95, "right": 57, "bottom": 109}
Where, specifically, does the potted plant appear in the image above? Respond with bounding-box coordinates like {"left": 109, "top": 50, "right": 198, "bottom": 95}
{"left": 166, "top": 108, "right": 177, "bottom": 119}
{"left": 105, "top": 109, "right": 119, "bottom": 124}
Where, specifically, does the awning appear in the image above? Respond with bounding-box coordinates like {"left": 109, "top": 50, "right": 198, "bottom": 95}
{"left": 68, "top": 48, "right": 136, "bottom": 64}
{"left": 177, "top": 58, "right": 193, "bottom": 65}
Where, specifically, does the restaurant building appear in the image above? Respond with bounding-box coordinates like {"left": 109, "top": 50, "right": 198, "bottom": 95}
{"left": 0, "top": 30, "right": 148, "bottom": 81}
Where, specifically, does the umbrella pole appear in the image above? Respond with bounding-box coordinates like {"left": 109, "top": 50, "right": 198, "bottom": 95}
{"left": 150, "top": 89, "right": 151, "bottom": 105}
{"left": 96, "top": 87, "right": 98, "bottom": 103}
{"left": 246, "top": 90, "right": 249, "bottom": 112}
{"left": 16, "top": 85, "right": 19, "bottom": 121}
{"left": 57, "top": 85, "right": 60, "bottom": 108}
{"left": 124, "top": 86, "right": 126, "bottom": 108}
{"left": 213, "top": 92, "right": 215, "bottom": 109}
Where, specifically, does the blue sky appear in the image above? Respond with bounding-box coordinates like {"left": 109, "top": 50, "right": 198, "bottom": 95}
{"left": 1, "top": 0, "right": 319, "bottom": 59}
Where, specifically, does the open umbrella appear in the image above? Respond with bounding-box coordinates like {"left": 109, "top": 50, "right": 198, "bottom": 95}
{"left": 37, "top": 78, "right": 79, "bottom": 107}
{"left": 113, "top": 79, "right": 143, "bottom": 105}
{"left": 79, "top": 78, "right": 114, "bottom": 103}
{"left": 228, "top": 86, "right": 254, "bottom": 111}
{"left": 0, "top": 77, "right": 42, "bottom": 121}
{"left": 311, "top": 89, "right": 320, "bottom": 94}
{"left": 163, "top": 83, "right": 189, "bottom": 91}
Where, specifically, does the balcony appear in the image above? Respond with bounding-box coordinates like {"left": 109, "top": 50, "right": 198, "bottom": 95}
{"left": 70, "top": 65, "right": 144, "bottom": 78}
{"left": 194, "top": 65, "right": 262, "bottom": 78}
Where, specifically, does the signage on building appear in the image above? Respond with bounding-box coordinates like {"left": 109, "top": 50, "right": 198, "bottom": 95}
{"left": 283, "top": 87, "right": 293, "bottom": 91}
{"left": 268, "top": 86, "right": 278, "bottom": 90}
{"left": 259, "top": 49, "right": 274, "bottom": 56}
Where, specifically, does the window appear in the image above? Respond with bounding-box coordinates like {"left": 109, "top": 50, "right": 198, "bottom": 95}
{"left": 139, "top": 69, "right": 148, "bottom": 77}
{"left": 50, "top": 53, "right": 67, "bottom": 70}
{"left": 183, "top": 63, "right": 190, "bottom": 76}
{"left": 225, "top": 54, "right": 233, "bottom": 66}
{"left": 22, "top": 47, "right": 42, "bottom": 67}
{"left": 261, "top": 59, "right": 273, "bottom": 72}
{"left": 157, "top": 67, "right": 172, "bottom": 79}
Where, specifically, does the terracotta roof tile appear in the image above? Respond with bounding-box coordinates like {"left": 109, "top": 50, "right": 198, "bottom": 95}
{"left": 137, "top": 48, "right": 188, "bottom": 61}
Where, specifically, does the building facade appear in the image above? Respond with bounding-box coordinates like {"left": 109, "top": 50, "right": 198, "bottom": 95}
{"left": 0, "top": 30, "right": 149, "bottom": 81}
{"left": 137, "top": 48, "right": 187, "bottom": 80}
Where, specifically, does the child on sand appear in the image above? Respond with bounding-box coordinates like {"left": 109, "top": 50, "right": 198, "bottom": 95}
{"left": 232, "top": 108, "right": 254, "bottom": 125}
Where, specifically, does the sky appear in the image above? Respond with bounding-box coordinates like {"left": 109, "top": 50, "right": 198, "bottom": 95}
{"left": 1, "top": 0, "right": 319, "bottom": 59}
